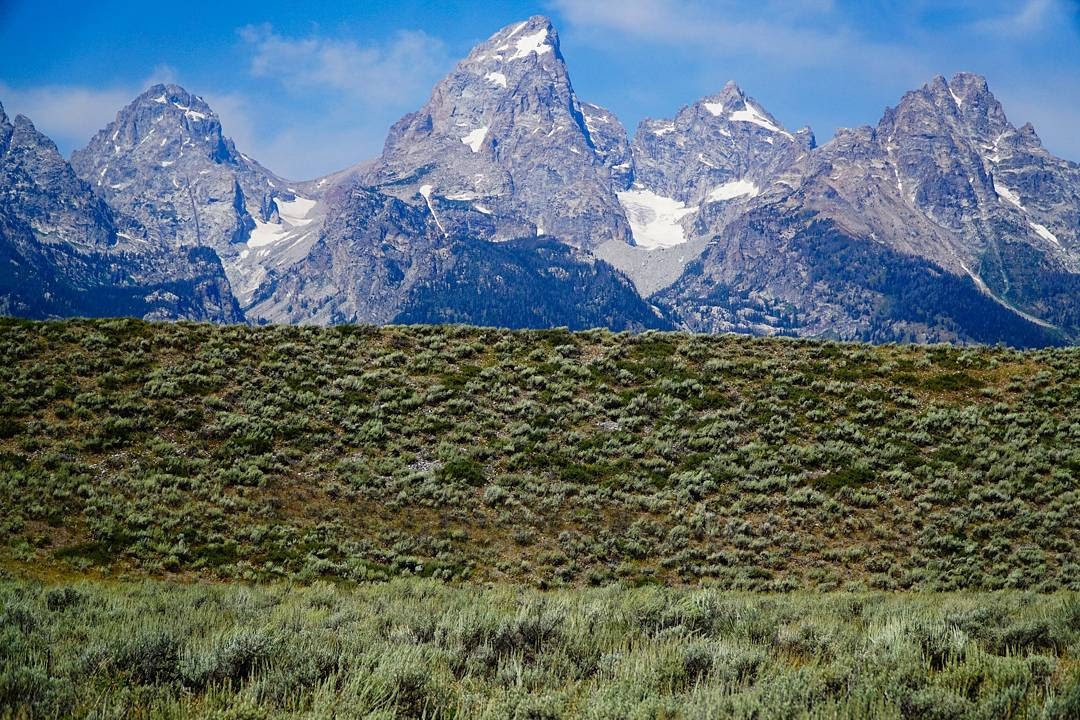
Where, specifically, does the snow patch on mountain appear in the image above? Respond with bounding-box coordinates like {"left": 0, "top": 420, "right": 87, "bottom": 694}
{"left": 276, "top": 196, "right": 316, "bottom": 224}
{"left": 419, "top": 184, "right": 447, "bottom": 234}
{"left": 729, "top": 104, "right": 794, "bottom": 139}
{"left": 703, "top": 102, "right": 724, "bottom": 116}
{"left": 617, "top": 189, "right": 696, "bottom": 249}
{"left": 247, "top": 219, "right": 285, "bottom": 248}
{"left": 247, "top": 196, "right": 317, "bottom": 249}
{"left": 510, "top": 28, "right": 552, "bottom": 60}
{"left": 993, "top": 181, "right": 1062, "bottom": 247}
{"left": 485, "top": 72, "right": 508, "bottom": 88}
{"left": 461, "top": 126, "right": 489, "bottom": 152}
{"left": 1030, "top": 222, "right": 1061, "bottom": 247}
{"left": 994, "top": 180, "right": 1024, "bottom": 208}
{"left": 707, "top": 179, "right": 760, "bottom": 202}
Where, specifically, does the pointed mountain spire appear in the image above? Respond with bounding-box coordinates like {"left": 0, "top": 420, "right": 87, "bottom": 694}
{"left": 363, "top": 15, "right": 632, "bottom": 249}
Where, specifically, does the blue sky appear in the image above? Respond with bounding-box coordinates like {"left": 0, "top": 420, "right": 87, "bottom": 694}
{"left": 1, "top": 0, "right": 1078, "bottom": 179}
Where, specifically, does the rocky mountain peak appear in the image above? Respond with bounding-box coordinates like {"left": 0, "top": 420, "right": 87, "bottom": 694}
{"left": 630, "top": 82, "right": 811, "bottom": 208}
{"left": 1017, "top": 122, "right": 1042, "bottom": 147}
{"left": 595, "top": 83, "right": 814, "bottom": 294}
{"left": 362, "top": 16, "right": 632, "bottom": 249}
{"left": 948, "top": 72, "right": 990, "bottom": 100}
{"left": 468, "top": 15, "right": 561, "bottom": 64}
{"left": 884, "top": 73, "right": 1011, "bottom": 146}
{"left": 143, "top": 83, "right": 209, "bottom": 106}
{"left": 1, "top": 110, "right": 118, "bottom": 250}
{"left": 69, "top": 83, "right": 296, "bottom": 285}
{"left": 9, "top": 113, "right": 94, "bottom": 202}
{"left": 11, "top": 114, "right": 46, "bottom": 144}
{"left": 702, "top": 80, "right": 747, "bottom": 109}
{"left": 74, "top": 83, "right": 237, "bottom": 177}
{"left": 0, "top": 104, "right": 243, "bottom": 323}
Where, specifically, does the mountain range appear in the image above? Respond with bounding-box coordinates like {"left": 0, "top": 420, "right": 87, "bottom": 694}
{"left": 1, "top": 15, "right": 1077, "bottom": 345}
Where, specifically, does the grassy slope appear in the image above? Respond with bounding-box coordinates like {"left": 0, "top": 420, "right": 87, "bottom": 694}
{"left": 0, "top": 318, "right": 1077, "bottom": 591}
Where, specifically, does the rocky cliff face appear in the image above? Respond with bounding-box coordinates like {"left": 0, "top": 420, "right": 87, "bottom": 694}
{"left": 0, "top": 103, "right": 242, "bottom": 322}
{"left": 362, "top": 16, "right": 632, "bottom": 249}
{"left": 57, "top": 68, "right": 667, "bottom": 331}
{"left": 248, "top": 179, "right": 669, "bottom": 331}
{"left": 632, "top": 81, "right": 813, "bottom": 207}
{"left": 236, "top": 15, "right": 665, "bottom": 330}
{"left": 2, "top": 109, "right": 118, "bottom": 250}
{"left": 247, "top": 182, "right": 445, "bottom": 325}
{"left": 71, "top": 84, "right": 267, "bottom": 251}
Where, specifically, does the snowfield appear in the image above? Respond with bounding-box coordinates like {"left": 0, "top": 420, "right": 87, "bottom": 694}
{"left": 617, "top": 189, "right": 697, "bottom": 249}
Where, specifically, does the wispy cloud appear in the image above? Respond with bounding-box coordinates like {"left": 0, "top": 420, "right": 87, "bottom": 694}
{"left": 230, "top": 24, "right": 454, "bottom": 178}
{"left": 0, "top": 66, "right": 176, "bottom": 153}
{"left": 238, "top": 24, "right": 450, "bottom": 106}
{"left": 549, "top": 0, "right": 853, "bottom": 64}
{"left": 971, "top": 0, "right": 1061, "bottom": 36}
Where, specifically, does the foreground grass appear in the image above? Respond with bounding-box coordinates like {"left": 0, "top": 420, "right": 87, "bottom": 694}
{"left": 1, "top": 576, "right": 1078, "bottom": 719}
{"left": 1, "top": 318, "right": 1078, "bottom": 589}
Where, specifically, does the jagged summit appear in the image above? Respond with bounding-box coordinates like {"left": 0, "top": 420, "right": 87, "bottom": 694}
{"left": 596, "top": 80, "right": 814, "bottom": 293}
{"left": 467, "top": 15, "right": 562, "bottom": 64}
{"left": 682, "top": 79, "right": 745, "bottom": 106}
{"left": 11, "top": 114, "right": 54, "bottom": 146}
{"left": 629, "top": 81, "right": 811, "bottom": 207}
{"left": 657, "top": 70, "right": 1079, "bottom": 345}
{"left": 69, "top": 83, "right": 318, "bottom": 309}
{"left": 924, "top": 72, "right": 995, "bottom": 110}
{"left": 1, "top": 109, "right": 118, "bottom": 250}
{"left": 134, "top": 83, "right": 216, "bottom": 117}
{"left": 73, "top": 83, "right": 242, "bottom": 178}
{"left": 362, "top": 15, "right": 632, "bottom": 249}
{"left": 882, "top": 72, "right": 1012, "bottom": 143}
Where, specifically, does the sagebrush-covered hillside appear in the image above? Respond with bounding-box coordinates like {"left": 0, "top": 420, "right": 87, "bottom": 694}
{"left": 0, "top": 318, "right": 1077, "bottom": 590}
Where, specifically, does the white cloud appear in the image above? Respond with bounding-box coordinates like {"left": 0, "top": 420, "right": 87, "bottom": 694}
{"left": 549, "top": 0, "right": 852, "bottom": 63}
{"left": 0, "top": 83, "right": 133, "bottom": 153}
{"left": 0, "top": 66, "right": 177, "bottom": 155}
{"left": 227, "top": 24, "right": 457, "bottom": 179}
{"left": 971, "top": 0, "right": 1060, "bottom": 36}
{"left": 238, "top": 24, "right": 450, "bottom": 106}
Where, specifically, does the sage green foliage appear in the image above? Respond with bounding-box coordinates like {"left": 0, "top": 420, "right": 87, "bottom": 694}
{"left": 2, "top": 577, "right": 1078, "bottom": 719}
{"left": 0, "top": 318, "right": 1078, "bottom": 590}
